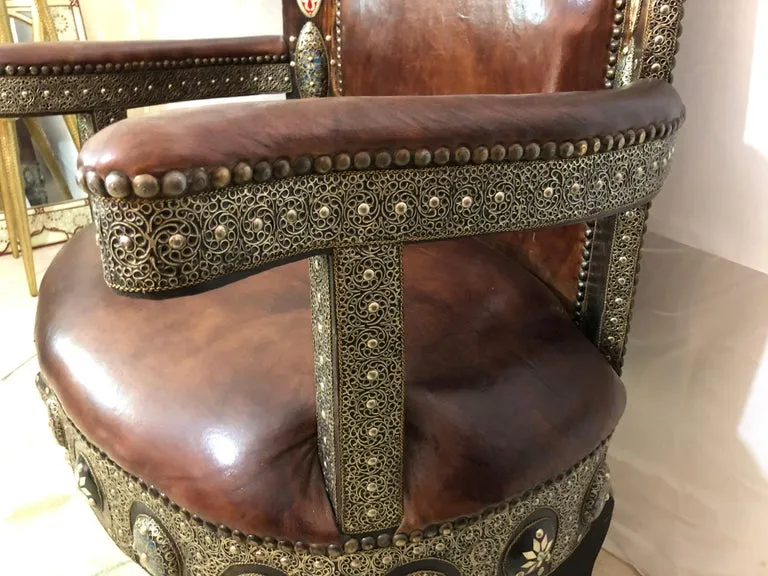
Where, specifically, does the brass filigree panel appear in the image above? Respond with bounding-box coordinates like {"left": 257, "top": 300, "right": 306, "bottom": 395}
{"left": 331, "top": 244, "right": 404, "bottom": 533}
{"left": 89, "top": 138, "right": 676, "bottom": 295}
{"left": 641, "top": 0, "right": 686, "bottom": 81}
{"left": 310, "top": 254, "right": 339, "bottom": 514}
{"left": 0, "top": 63, "right": 292, "bottom": 116}
{"left": 596, "top": 206, "right": 649, "bottom": 367}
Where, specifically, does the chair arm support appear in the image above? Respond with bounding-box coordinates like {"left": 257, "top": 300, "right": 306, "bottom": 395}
{"left": 78, "top": 79, "right": 683, "bottom": 296}
{"left": 0, "top": 36, "right": 291, "bottom": 116}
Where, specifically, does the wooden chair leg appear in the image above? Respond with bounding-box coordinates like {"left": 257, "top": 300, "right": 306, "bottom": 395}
{"left": 552, "top": 497, "right": 615, "bottom": 576}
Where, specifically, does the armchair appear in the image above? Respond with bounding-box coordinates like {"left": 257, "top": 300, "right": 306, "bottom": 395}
{"left": 10, "top": 1, "right": 686, "bottom": 575}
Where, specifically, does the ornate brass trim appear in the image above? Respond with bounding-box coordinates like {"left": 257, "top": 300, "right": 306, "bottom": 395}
{"left": 330, "top": 244, "right": 405, "bottom": 534}
{"left": 581, "top": 0, "right": 686, "bottom": 370}
{"left": 310, "top": 254, "right": 339, "bottom": 515}
{"left": 0, "top": 62, "right": 293, "bottom": 116}
{"left": 333, "top": 0, "right": 343, "bottom": 95}
{"left": 604, "top": 0, "right": 629, "bottom": 89}
{"left": 641, "top": 0, "right": 686, "bottom": 82}
{"left": 38, "top": 373, "right": 611, "bottom": 576}
{"left": 294, "top": 21, "right": 330, "bottom": 98}
{"left": 89, "top": 136, "right": 677, "bottom": 295}
{"left": 595, "top": 206, "right": 649, "bottom": 367}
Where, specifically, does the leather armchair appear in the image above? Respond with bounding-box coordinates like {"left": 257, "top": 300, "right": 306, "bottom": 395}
{"left": 5, "top": 1, "right": 686, "bottom": 575}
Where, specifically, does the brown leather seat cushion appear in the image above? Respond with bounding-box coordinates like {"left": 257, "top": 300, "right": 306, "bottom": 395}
{"left": 36, "top": 227, "right": 625, "bottom": 541}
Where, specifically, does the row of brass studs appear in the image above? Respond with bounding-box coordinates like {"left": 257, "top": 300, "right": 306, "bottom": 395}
{"left": 78, "top": 119, "right": 683, "bottom": 200}
{"left": 52, "top": 385, "right": 609, "bottom": 560}
{"left": 0, "top": 53, "right": 289, "bottom": 77}
{"left": 573, "top": 222, "right": 596, "bottom": 326}
{"left": 605, "top": 0, "right": 629, "bottom": 89}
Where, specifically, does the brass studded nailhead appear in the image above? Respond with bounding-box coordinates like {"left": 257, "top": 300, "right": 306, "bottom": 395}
{"left": 104, "top": 172, "right": 130, "bottom": 198}
{"left": 273, "top": 159, "right": 291, "bottom": 178}
{"left": 414, "top": 149, "right": 432, "bottom": 167}
{"left": 232, "top": 161, "right": 253, "bottom": 183}
{"left": 524, "top": 143, "right": 541, "bottom": 160}
{"left": 394, "top": 149, "right": 411, "bottom": 166}
{"left": 293, "top": 155, "right": 313, "bottom": 175}
{"left": 472, "top": 146, "right": 489, "bottom": 164}
{"left": 211, "top": 167, "right": 232, "bottom": 188}
{"left": 161, "top": 171, "right": 187, "bottom": 197}
{"left": 375, "top": 151, "right": 392, "bottom": 169}
{"left": 314, "top": 155, "right": 333, "bottom": 174}
{"left": 454, "top": 147, "right": 471, "bottom": 164}
{"left": 434, "top": 147, "right": 451, "bottom": 165}
{"left": 353, "top": 151, "right": 371, "bottom": 170}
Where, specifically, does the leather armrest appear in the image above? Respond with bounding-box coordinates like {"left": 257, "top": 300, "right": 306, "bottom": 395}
{"left": 0, "top": 36, "right": 287, "bottom": 69}
{"left": 79, "top": 79, "right": 683, "bottom": 182}
{"left": 0, "top": 36, "right": 291, "bottom": 117}
{"left": 78, "top": 79, "right": 684, "bottom": 295}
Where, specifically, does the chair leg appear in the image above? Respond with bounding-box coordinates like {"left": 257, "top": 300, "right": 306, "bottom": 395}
{"left": 551, "top": 496, "right": 614, "bottom": 576}
{"left": 1, "top": 120, "right": 38, "bottom": 296}
{"left": 0, "top": 151, "right": 20, "bottom": 259}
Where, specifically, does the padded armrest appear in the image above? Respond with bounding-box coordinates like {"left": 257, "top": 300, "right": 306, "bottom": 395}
{"left": 79, "top": 79, "right": 683, "bottom": 182}
{"left": 78, "top": 79, "right": 684, "bottom": 295}
{"left": 0, "top": 36, "right": 291, "bottom": 117}
{"left": 0, "top": 36, "right": 286, "bottom": 69}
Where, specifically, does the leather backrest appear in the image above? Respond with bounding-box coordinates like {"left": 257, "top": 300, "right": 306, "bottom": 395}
{"left": 332, "top": 0, "right": 620, "bottom": 306}
{"left": 337, "top": 0, "right": 616, "bottom": 97}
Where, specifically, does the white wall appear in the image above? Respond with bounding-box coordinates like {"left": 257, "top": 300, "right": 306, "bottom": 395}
{"left": 79, "top": 0, "right": 281, "bottom": 40}
{"left": 650, "top": 0, "right": 768, "bottom": 275}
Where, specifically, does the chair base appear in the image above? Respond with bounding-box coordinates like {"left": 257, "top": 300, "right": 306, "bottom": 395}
{"left": 37, "top": 373, "right": 614, "bottom": 576}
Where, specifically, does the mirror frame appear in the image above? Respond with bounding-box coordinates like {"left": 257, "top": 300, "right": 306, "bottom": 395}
{"left": 0, "top": 0, "right": 89, "bottom": 256}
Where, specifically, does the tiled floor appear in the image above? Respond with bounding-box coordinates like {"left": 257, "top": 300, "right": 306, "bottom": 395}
{"left": 0, "top": 245, "right": 639, "bottom": 576}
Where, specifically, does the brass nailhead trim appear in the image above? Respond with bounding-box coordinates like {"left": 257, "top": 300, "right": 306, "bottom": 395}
{"left": 0, "top": 53, "right": 289, "bottom": 77}
{"left": 161, "top": 171, "right": 187, "bottom": 198}
{"left": 80, "top": 119, "right": 682, "bottom": 199}
{"left": 604, "top": 0, "right": 628, "bottom": 88}
{"left": 132, "top": 174, "right": 159, "bottom": 199}
{"left": 39, "top": 351, "right": 611, "bottom": 566}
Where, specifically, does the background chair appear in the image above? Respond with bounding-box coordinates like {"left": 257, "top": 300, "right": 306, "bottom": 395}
{"left": 0, "top": 1, "right": 685, "bottom": 575}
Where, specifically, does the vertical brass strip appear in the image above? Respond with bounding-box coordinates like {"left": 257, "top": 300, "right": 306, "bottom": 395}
{"left": 309, "top": 254, "right": 339, "bottom": 516}
{"left": 583, "top": 0, "right": 685, "bottom": 370}
{"left": 598, "top": 206, "right": 650, "bottom": 369}
{"left": 331, "top": 243, "right": 404, "bottom": 534}
{"left": 641, "top": 0, "right": 686, "bottom": 81}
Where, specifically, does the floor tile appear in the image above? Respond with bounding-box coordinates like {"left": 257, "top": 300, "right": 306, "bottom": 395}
{"left": 0, "top": 244, "right": 62, "bottom": 379}
{"left": 0, "top": 355, "right": 129, "bottom": 576}
{"left": 595, "top": 550, "right": 640, "bottom": 576}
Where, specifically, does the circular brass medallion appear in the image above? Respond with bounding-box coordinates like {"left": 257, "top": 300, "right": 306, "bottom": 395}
{"left": 501, "top": 511, "right": 558, "bottom": 576}
{"left": 132, "top": 514, "right": 181, "bottom": 576}
{"left": 74, "top": 454, "right": 102, "bottom": 510}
